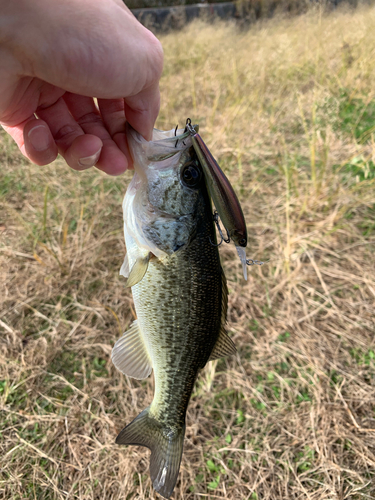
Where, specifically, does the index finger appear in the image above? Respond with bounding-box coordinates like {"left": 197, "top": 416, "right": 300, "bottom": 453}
{"left": 124, "top": 81, "right": 161, "bottom": 141}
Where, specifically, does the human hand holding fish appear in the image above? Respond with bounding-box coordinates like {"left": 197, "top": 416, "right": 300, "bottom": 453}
{"left": 0, "top": 0, "right": 163, "bottom": 174}
{"left": 112, "top": 120, "right": 260, "bottom": 498}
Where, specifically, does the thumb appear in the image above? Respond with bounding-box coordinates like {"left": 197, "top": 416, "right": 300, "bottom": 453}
{"left": 124, "top": 82, "right": 161, "bottom": 141}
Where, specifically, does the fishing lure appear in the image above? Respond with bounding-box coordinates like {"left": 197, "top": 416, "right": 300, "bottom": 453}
{"left": 184, "top": 118, "right": 262, "bottom": 279}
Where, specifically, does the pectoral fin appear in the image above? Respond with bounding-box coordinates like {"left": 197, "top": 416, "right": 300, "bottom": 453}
{"left": 120, "top": 253, "right": 130, "bottom": 278}
{"left": 111, "top": 320, "right": 152, "bottom": 380}
{"left": 124, "top": 254, "right": 150, "bottom": 288}
{"left": 209, "top": 327, "right": 237, "bottom": 361}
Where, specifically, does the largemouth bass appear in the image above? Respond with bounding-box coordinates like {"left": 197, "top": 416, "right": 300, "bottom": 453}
{"left": 112, "top": 124, "right": 236, "bottom": 499}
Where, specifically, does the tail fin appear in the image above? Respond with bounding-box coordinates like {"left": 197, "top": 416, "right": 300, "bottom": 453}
{"left": 116, "top": 407, "right": 185, "bottom": 499}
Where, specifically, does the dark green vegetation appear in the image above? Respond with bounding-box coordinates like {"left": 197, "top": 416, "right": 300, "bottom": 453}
{"left": 1, "top": 5, "right": 375, "bottom": 499}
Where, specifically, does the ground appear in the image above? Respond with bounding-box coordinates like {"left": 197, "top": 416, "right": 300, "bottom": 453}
{"left": 1, "top": 4, "right": 375, "bottom": 499}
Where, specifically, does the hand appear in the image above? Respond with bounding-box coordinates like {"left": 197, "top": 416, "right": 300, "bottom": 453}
{"left": 0, "top": 0, "right": 163, "bottom": 175}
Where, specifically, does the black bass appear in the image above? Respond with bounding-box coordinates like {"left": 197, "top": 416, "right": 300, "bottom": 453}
{"left": 112, "top": 124, "right": 236, "bottom": 498}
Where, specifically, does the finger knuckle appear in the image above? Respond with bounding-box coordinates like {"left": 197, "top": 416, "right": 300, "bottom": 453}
{"left": 76, "top": 112, "right": 102, "bottom": 127}
{"left": 54, "top": 124, "right": 79, "bottom": 142}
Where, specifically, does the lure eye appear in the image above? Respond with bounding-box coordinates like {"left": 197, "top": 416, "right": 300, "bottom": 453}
{"left": 181, "top": 162, "right": 201, "bottom": 189}
{"left": 234, "top": 231, "right": 247, "bottom": 247}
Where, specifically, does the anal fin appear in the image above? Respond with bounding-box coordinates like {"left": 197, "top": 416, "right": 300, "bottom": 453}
{"left": 124, "top": 253, "right": 150, "bottom": 288}
{"left": 111, "top": 320, "right": 152, "bottom": 379}
{"left": 209, "top": 326, "right": 237, "bottom": 361}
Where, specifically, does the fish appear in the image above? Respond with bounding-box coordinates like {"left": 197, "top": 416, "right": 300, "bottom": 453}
{"left": 112, "top": 124, "right": 237, "bottom": 498}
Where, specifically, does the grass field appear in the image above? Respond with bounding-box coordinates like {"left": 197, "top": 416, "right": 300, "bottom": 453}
{"left": 1, "top": 4, "right": 375, "bottom": 500}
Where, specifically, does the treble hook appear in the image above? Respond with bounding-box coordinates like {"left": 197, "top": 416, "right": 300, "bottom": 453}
{"left": 246, "top": 259, "right": 264, "bottom": 266}
{"left": 174, "top": 124, "right": 187, "bottom": 147}
{"left": 210, "top": 211, "right": 265, "bottom": 266}
{"left": 209, "top": 211, "right": 231, "bottom": 247}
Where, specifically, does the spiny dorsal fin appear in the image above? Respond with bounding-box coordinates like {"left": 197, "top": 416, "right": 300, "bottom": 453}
{"left": 208, "top": 270, "right": 235, "bottom": 361}
{"left": 209, "top": 326, "right": 237, "bottom": 361}
{"left": 221, "top": 268, "right": 228, "bottom": 328}
{"left": 111, "top": 320, "right": 152, "bottom": 379}
{"left": 124, "top": 253, "right": 150, "bottom": 288}
{"left": 116, "top": 407, "right": 185, "bottom": 499}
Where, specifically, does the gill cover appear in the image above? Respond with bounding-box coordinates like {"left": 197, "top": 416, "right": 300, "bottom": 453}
{"left": 121, "top": 124, "right": 195, "bottom": 271}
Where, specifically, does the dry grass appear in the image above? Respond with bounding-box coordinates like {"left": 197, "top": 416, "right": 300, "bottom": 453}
{"left": 1, "top": 4, "right": 375, "bottom": 499}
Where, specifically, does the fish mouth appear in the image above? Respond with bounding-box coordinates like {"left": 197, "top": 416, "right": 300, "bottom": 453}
{"left": 126, "top": 123, "right": 193, "bottom": 177}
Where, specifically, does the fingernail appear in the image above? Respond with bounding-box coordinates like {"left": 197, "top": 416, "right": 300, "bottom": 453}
{"left": 28, "top": 125, "right": 50, "bottom": 151}
{"left": 78, "top": 149, "right": 101, "bottom": 168}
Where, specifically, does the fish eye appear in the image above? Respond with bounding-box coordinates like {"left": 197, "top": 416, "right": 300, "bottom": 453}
{"left": 239, "top": 237, "right": 247, "bottom": 247}
{"left": 181, "top": 162, "right": 202, "bottom": 189}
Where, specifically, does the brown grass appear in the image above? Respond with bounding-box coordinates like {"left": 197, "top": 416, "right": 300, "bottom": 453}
{"left": 1, "top": 4, "right": 375, "bottom": 499}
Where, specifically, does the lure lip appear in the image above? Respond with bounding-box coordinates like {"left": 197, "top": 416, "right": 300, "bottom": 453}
{"left": 185, "top": 119, "right": 248, "bottom": 249}
{"left": 236, "top": 246, "right": 248, "bottom": 281}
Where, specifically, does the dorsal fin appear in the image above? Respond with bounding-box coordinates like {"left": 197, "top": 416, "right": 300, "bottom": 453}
{"left": 221, "top": 268, "right": 228, "bottom": 328}
{"left": 111, "top": 320, "right": 152, "bottom": 380}
{"left": 209, "top": 326, "right": 237, "bottom": 360}
{"left": 209, "top": 268, "right": 236, "bottom": 361}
